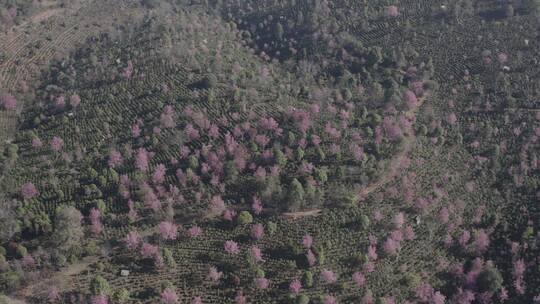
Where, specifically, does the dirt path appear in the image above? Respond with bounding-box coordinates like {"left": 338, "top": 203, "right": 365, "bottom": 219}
{"left": 29, "top": 8, "right": 64, "bottom": 24}
{"left": 286, "top": 95, "right": 428, "bottom": 219}
{"left": 356, "top": 96, "right": 427, "bottom": 200}
{"left": 17, "top": 5, "right": 64, "bottom": 29}
{"left": 5, "top": 298, "right": 25, "bottom": 304}
{"left": 282, "top": 209, "right": 322, "bottom": 220}
{"left": 14, "top": 256, "right": 98, "bottom": 300}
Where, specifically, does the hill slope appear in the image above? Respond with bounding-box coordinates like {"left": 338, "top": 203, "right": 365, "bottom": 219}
{"left": 1, "top": 0, "right": 540, "bottom": 303}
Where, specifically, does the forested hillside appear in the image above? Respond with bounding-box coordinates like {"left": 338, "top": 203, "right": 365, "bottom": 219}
{"left": 0, "top": 0, "right": 540, "bottom": 303}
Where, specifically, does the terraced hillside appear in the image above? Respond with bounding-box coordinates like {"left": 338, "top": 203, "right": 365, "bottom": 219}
{"left": 0, "top": 0, "right": 142, "bottom": 145}
{"left": 1, "top": 0, "right": 540, "bottom": 303}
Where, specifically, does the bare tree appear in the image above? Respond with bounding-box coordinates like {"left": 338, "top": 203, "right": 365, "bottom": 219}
{"left": 52, "top": 205, "right": 84, "bottom": 254}
{"left": 0, "top": 195, "right": 20, "bottom": 242}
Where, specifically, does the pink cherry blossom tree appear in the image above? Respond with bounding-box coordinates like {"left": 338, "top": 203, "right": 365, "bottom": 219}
{"left": 209, "top": 195, "right": 226, "bottom": 217}
{"left": 70, "top": 94, "right": 81, "bottom": 108}
{"left": 404, "top": 225, "right": 416, "bottom": 240}
{"left": 192, "top": 297, "right": 203, "bottom": 304}
{"left": 306, "top": 249, "right": 316, "bottom": 267}
{"left": 250, "top": 246, "right": 264, "bottom": 263}
{"left": 415, "top": 282, "right": 434, "bottom": 302}
{"left": 21, "top": 182, "right": 38, "bottom": 200}
{"left": 185, "top": 124, "right": 200, "bottom": 141}
{"left": 50, "top": 136, "right": 64, "bottom": 152}
{"left": 108, "top": 150, "right": 123, "bottom": 168}
{"left": 302, "top": 234, "right": 313, "bottom": 249}
{"left": 386, "top": 5, "right": 399, "bottom": 17}
{"left": 234, "top": 291, "right": 246, "bottom": 304}
{"left": 135, "top": 148, "right": 149, "bottom": 171}
{"left": 89, "top": 208, "right": 103, "bottom": 235}
{"left": 458, "top": 230, "right": 471, "bottom": 248}
{"left": 55, "top": 95, "right": 65, "bottom": 109}
{"left": 140, "top": 243, "right": 159, "bottom": 259}
{"left": 223, "top": 209, "right": 237, "bottom": 221}
{"left": 289, "top": 279, "right": 302, "bottom": 295}
{"left": 473, "top": 229, "right": 489, "bottom": 255}
{"left": 187, "top": 226, "right": 202, "bottom": 238}
{"left": 251, "top": 223, "right": 264, "bottom": 240}
{"left": 122, "top": 61, "right": 134, "bottom": 79}
{"left": 1, "top": 94, "right": 17, "bottom": 110}
{"left": 207, "top": 266, "right": 223, "bottom": 282}
{"left": 439, "top": 207, "right": 450, "bottom": 223}
{"left": 224, "top": 240, "right": 240, "bottom": 255}
{"left": 353, "top": 272, "right": 365, "bottom": 287}
{"left": 259, "top": 117, "right": 279, "bottom": 131}
{"left": 152, "top": 164, "right": 167, "bottom": 184}
{"left": 160, "top": 106, "right": 176, "bottom": 129}
{"left": 361, "top": 290, "right": 374, "bottom": 304}
{"left": 368, "top": 245, "right": 378, "bottom": 261}
{"left": 22, "top": 254, "right": 35, "bottom": 268}
{"left": 497, "top": 53, "right": 508, "bottom": 64}
{"left": 125, "top": 231, "right": 141, "bottom": 249}
{"left": 432, "top": 292, "right": 446, "bottom": 304}
{"left": 320, "top": 269, "right": 337, "bottom": 284}
{"left": 451, "top": 288, "right": 474, "bottom": 303}
{"left": 161, "top": 288, "right": 178, "bottom": 304}
{"left": 251, "top": 196, "right": 263, "bottom": 215}
{"left": 404, "top": 90, "right": 418, "bottom": 109}
{"left": 131, "top": 122, "right": 141, "bottom": 138}
{"left": 158, "top": 221, "right": 178, "bottom": 240}
{"left": 383, "top": 237, "right": 399, "bottom": 255}
{"left": 323, "top": 295, "right": 337, "bottom": 304}
{"left": 514, "top": 259, "right": 526, "bottom": 295}
{"left": 91, "top": 295, "right": 108, "bottom": 304}
{"left": 447, "top": 113, "right": 457, "bottom": 125}
{"left": 254, "top": 277, "right": 269, "bottom": 290}
{"left": 363, "top": 261, "right": 375, "bottom": 274}
{"left": 47, "top": 286, "right": 60, "bottom": 302}
{"left": 31, "top": 137, "right": 43, "bottom": 149}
